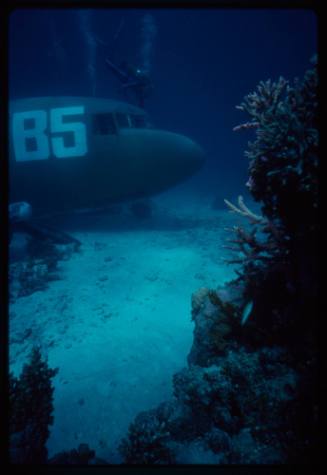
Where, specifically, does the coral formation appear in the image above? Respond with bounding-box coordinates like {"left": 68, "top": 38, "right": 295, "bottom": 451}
{"left": 188, "top": 286, "right": 243, "bottom": 366}
{"left": 9, "top": 346, "right": 59, "bottom": 463}
{"left": 9, "top": 347, "right": 98, "bottom": 465}
{"left": 238, "top": 61, "right": 318, "bottom": 229}
{"left": 48, "top": 443, "right": 99, "bottom": 465}
{"left": 229, "top": 56, "right": 318, "bottom": 306}
{"left": 9, "top": 235, "right": 78, "bottom": 301}
{"left": 118, "top": 58, "right": 319, "bottom": 464}
{"left": 120, "top": 344, "right": 314, "bottom": 464}
{"left": 119, "top": 406, "right": 175, "bottom": 464}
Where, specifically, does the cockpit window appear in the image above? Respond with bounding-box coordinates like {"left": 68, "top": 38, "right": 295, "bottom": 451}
{"left": 93, "top": 113, "right": 117, "bottom": 135}
{"left": 129, "top": 114, "right": 147, "bottom": 128}
{"left": 115, "top": 113, "right": 130, "bottom": 129}
{"left": 114, "top": 112, "right": 149, "bottom": 129}
{"left": 93, "top": 111, "right": 152, "bottom": 132}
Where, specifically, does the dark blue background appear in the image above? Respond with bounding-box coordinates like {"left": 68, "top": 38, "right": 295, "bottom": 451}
{"left": 9, "top": 8, "right": 317, "bottom": 201}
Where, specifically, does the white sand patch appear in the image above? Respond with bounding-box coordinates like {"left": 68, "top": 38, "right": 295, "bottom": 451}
{"left": 9, "top": 201, "right": 238, "bottom": 462}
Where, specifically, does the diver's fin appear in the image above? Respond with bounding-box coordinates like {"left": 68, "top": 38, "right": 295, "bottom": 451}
{"left": 105, "top": 58, "right": 129, "bottom": 82}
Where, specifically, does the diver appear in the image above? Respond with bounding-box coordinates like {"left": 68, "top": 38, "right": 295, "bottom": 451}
{"left": 105, "top": 58, "right": 153, "bottom": 108}
{"left": 9, "top": 201, "right": 32, "bottom": 225}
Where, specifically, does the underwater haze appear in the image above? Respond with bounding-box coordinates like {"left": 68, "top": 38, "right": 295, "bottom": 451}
{"left": 8, "top": 8, "right": 318, "bottom": 465}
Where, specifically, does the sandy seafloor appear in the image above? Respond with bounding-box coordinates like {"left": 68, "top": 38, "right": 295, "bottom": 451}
{"left": 9, "top": 186, "right": 241, "bottom": 463}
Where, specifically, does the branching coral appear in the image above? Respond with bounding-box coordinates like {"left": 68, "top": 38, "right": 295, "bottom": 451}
{"left": 225, "top": 56, "right": 318, "bottom": 302}
{"left": 222, "top": 195, "right": 287, "bottom": 290}
{"left": 224, "top": 195, "right": 264, "bottom": 223}
{"left": 118, "top": 56, "right": 319, "bottom": 465}
{"left": 234, "top": 56, "right": 318, "bottom": 231}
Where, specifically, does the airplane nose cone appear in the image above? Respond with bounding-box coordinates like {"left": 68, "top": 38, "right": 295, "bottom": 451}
{"left": 176, "top": 135, "right": 206, "bottom": 173}
{"left": 157, "top": 132, "right": 205, "bottom": 181}
{"left": 116, "top": 129, "right": 206, "bottom": 197}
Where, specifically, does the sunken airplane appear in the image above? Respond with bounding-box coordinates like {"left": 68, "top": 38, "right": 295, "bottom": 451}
{"left": 10, "top": 96, "right": 205, "bottom": 215}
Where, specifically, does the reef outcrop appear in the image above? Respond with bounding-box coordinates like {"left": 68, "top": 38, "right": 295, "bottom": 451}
{"left": 118, "top": 57, "right": 319, "bottom": 464}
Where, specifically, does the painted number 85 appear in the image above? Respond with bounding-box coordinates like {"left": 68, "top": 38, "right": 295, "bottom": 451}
{"left": 12, "top": 106, "right": 88, "bottom": 161}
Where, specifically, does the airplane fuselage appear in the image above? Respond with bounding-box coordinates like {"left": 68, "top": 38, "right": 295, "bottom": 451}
{"left": 9, "top": 97, "right": 205, "bottom": 216}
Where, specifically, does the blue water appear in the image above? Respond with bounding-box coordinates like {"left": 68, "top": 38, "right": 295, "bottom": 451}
{"left": 9, "top": 8, "right": 317, "bottom": 198}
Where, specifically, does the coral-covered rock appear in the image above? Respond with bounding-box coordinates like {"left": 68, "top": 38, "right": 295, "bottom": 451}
{"left": 9, "top": 236, "right": 78, "bottom": 301}
{"left": 204, "top": 427, "right": 232, "bottom": 454}
{"left": 49, "top": 443, "right": 97, "bottom": 465}
{"left": 114, "top": 58, "right": 319, "bottom": 465}
{"left": 172, "top": 439, "right": 223, "bottom": 464}
{"left": 191, "top": 287, "right": 210, "bottom": 318}
{"left": 9, "top": 346, "right": 58, "bottom": 464}
{"left": 188, "top": 282, "right": 245, "bottom": 366}
{"left": 173, "top": 364, "right": 240, "bottom": 435}
{"left": 119, "top": 336, "right": 316, "bottom": 464}
{"left": 118, "top": 407, "right": 175, "bottom": 464}
{"left": 229, "top": 427, "right": 282, "bottom": 464}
